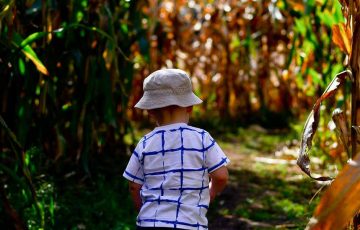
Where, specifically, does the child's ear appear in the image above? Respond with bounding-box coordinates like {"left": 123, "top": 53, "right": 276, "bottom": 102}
{"left": 186, "top": 106, "right": 193, "bottom": 113}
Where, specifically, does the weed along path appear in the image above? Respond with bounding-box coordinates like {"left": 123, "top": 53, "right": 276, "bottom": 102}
{"left": 207, "top": 126, "right": 321, "bottom": 230}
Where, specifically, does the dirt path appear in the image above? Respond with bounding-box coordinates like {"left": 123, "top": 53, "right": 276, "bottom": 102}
{"left": 207, "top": 127, "right": 321, "bottom": 230}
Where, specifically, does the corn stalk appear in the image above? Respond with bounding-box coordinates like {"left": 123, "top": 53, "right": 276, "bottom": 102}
{"left": 349, "top": 2, "right": 360, "bottom": 227}
{"left": 297, "top": 1, "right": 360, "bottom": 229}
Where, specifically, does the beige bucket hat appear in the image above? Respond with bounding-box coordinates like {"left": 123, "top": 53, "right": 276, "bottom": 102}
{"left": 135, "top": 69, "right": 203, "bottom": 110}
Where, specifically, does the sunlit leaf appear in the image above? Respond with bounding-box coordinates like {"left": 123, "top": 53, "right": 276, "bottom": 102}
{"left": 24, "top": 152, "right": 30, "bottom": 166}
{"left": 287, "top": 0, "right": 305, "bottom": 12}
{"left": 330, "top": 64, "right": 345, "bottom": 83}
{"left": 61, "top": 102, "right": 72, "bottom": 111}
{"left": 121, "top": 23, "right": 128, "bottom": 34}
{"left": 295, "top": 18, "right": 307, "bottom": 36}
{"left": 12, "top": 32, "right": 49, "bottom": 76}
{"left": 20, "top": 31, "right": 47, "bottom": 47}
{"left": 18, "top": 58, "right": 26, "bottom": 75}
{"left": 36, "top": 201, "right": 45, "bottom": 227}
{"left": 317, "top": 10, "right": 336, "bottom": 27}
{"left": 308, "top": 68, "right": 323, "bottom": 87}
{"left": 297, "top": 70, "right": 352, "bottom": 181}
{"left": 230, "top": 35, "right": 241, "bottom": 49}
{"left": 332, "top": 23, "right": 352, "bottom": 55}
{"left": 303, "top": 40, "right": 316, "bottom": 55}
{"left": 0, "top": 0, "right": 14, "bottom": 20}
{"left": 76, "top": 11, "right": 84, "bottom": 22}
{"left": 231, "top": 52, "right": 239, "bottom": 63}
{"left": 306, "top": 153, "right": 360, "bottom": 230}
{"left": 35, "top": 85, "right": 41, "bottom": 95}
{"left": 333, "top": 0, "right": 345, "bottom": 23}
{"left": 81, "top": 0, "right": 87, "bottom": 8}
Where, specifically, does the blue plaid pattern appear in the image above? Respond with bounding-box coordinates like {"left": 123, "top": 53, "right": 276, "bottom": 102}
{"left": 123, "top": 123, "right": 229, "bottom": 230}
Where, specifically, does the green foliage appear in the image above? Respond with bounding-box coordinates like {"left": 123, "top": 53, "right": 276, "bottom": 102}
{"left": 1, "top": 146, "right": 136, "bottom": 229}
{"left": 0, "top": 0, "right": 144, "bottom": 228}
{"left": 288, "top": 0, "right": 345, "bottom": 94}
{"left": 54, "top": 173, "right": 135, "bottom": 230}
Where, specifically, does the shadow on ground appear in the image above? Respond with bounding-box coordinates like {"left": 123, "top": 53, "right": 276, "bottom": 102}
{"left": 208, "top": 167, "right": 320, "bottom": 230}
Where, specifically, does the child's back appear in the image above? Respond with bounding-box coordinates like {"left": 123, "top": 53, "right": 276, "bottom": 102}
{"left": 123, "top": 69, "right": 229, "bottom": 230}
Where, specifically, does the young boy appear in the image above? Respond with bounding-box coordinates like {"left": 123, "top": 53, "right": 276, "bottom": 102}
{"left": 123, "top": 69, "right": 229, "bottom": 230}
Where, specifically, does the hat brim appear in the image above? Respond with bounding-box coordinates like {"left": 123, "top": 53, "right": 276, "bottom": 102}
{"left": 134, "top": 92, "right": 202, "bottom": 110}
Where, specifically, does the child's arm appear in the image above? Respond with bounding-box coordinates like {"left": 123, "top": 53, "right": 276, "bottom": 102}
{"left": 129, "top": 181, "right": 142, "bottom": 211}
{"left": 209, "top": 166, "right": 229, "bottom": 202}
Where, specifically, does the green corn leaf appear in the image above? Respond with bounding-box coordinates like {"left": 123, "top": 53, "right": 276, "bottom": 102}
{"left": 20, "top": 31, "right": 47, "bottom": 47}
{"left": 11, "top": 23, "right": 123, "bottom": 77}
{"left": 309, "top": 68, "right": 323, "bottom": 87}
{"left": 317, "top": 10, "right": 336, "bottom": 27}
{"left": 12, "top": 32, "right": 49, "bottom": 76}
{"left": 49, "top": 196, "right": 55, "bottom": 225}
{"left": 333, "top": 0, "right": 344, "bottom": 23}
{"left": 121, "top": 23, "right": 128, "bottom": 34}
{"left": 0, "top": 0, "right": 14, "bottom": 20}
{"left": 295, "top": 18, "right": 307, "bottom": 36}
{"left": 18, "top": 58, "right": 26, "bottom": 75}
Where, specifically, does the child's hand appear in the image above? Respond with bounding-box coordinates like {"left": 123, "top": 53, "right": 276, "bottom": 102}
{"left": 129, "top": 181, "right": 142, "bottom": 211}
{"left": 209, "top": 166, "right": 229, "bottom": 202}
{"left": 209, "top": 182, "right": 216, "bottom": 202}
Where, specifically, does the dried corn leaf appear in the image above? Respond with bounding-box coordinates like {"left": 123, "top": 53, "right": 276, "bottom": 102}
{"left": 332, "top": 108, "right": 351, "bottom": 159}
{"left": 332, "top": 23, "right": 352, "bottom": 56}
{"left": 306, "top": 153, "right": 360, "bottom": 230}
{"left": 298, "top": 70, "right": 352, "bottom": 181}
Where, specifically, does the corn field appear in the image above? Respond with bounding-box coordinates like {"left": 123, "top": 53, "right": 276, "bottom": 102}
{"left": 1, "top": 0, "right": 359, "bottom": 229}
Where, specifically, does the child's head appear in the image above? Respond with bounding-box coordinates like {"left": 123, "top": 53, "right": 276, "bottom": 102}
{"left": 135, "top": 69, "right": 202, "bottom": 125}
{"left": 135, "top": 69, "right": 202, "bottom": 110}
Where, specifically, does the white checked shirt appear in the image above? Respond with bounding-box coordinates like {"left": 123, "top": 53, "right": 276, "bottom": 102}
{"left": 123, "top": 123, "right": 229, "bottom": 229}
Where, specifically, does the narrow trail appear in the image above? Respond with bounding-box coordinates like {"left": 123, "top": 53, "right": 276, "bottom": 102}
{"left": 207, "top": 126, "right": 321, "bottom": 230}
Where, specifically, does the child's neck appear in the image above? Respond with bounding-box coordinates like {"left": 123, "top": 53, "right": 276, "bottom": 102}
{"left": 157, "top": 117, "right": 188, "bottom": 126}
{"left": 156, "top": 107, "right": 189, "bottom": 126}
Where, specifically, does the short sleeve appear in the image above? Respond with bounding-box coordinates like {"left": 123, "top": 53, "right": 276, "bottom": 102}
{"left": 204, "top": 134, "right": 230, "bottom": 173}
{"left": 123, "top": 146, "right": 144, "bottom": 185}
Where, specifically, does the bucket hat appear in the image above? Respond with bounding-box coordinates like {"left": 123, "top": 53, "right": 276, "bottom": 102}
{"left": 135, "top": 69, "right": 203, "bottom": 110}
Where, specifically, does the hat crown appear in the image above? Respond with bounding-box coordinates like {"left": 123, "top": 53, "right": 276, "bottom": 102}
{"left": 144, "top": 69, "right": 192, "bottom": 92}
{"left": 134, "top": 68, "right": 202, "bottom": 110}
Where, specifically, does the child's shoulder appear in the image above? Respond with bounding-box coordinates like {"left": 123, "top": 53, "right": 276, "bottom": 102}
{"left": 185, "top": 125, "right": 215, "bottom": 138}
{"left": 185, "top": 124, "right": 206, "bottom": 133}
